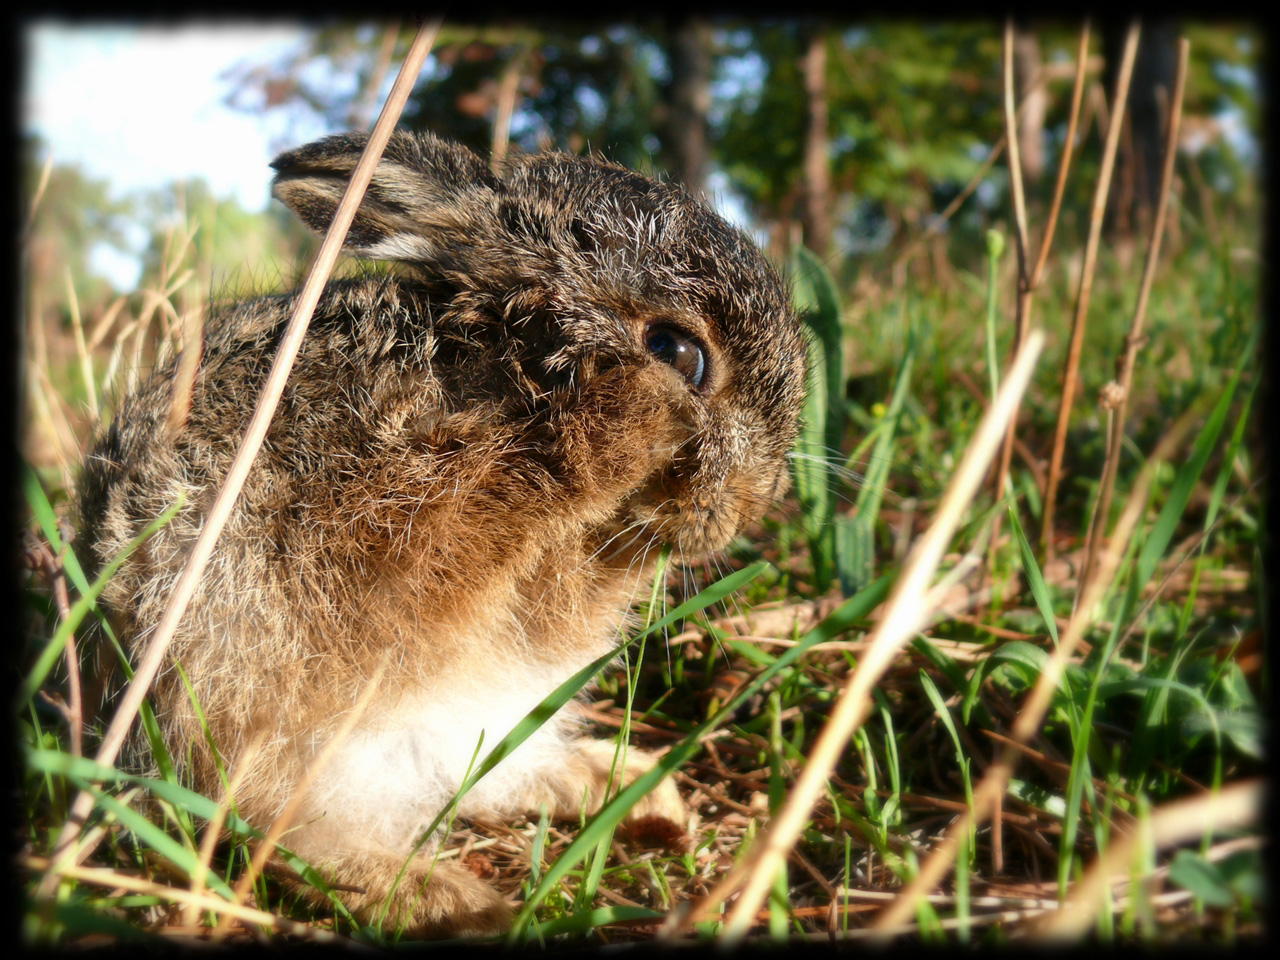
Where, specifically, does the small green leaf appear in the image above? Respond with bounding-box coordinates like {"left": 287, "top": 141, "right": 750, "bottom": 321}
{"left": 1168, "top": 850, "right": 1236, "bottom": 908}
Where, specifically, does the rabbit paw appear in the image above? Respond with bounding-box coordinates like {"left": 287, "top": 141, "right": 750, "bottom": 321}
{"left": 529, "top": 738, "right": 688, "bottom": 830}
{"left": 307, "top": 852, "right": 512, "bottom": 939}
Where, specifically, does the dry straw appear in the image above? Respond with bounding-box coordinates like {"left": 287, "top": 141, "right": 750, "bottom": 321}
{"left": 670, "top": 329, "right": 1046, "bottom": 944}
{"left": 40, "top": 15, "right": 443, "bottom": 895}
{"left": 1078, "top": 37, "right": 1191, "bottom": 594}
{"left": 868, "top": 394, "right": 1216, "bottom": 937}
{"left": 1040, "top": 21, "right": 1141, "bottom": 557}
{"left": 991, "top": 20, "right": 1089, "bottom": 514}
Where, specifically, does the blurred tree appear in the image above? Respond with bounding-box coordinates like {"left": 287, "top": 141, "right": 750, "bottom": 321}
{"left": 220, "top": 19, "right": 1259, "bottom": 273}
{"left": 223, "top": 21, "right": 696, "bottom": 184}
{"left": 134, "top": 178, "right": 314, "bottom": 301}
{"left": 715, "top": 22, "right": 1007, "bottom": 262}
{"left": 656, "top": 16, "right": 712, "bottom": 197}
{"left": 22, "top": 135, "right": 136, "bottom": 316}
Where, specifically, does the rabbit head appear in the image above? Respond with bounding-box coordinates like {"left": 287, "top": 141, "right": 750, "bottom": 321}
{"left": 271, "top": 132, "right": 807, "bottom": 560}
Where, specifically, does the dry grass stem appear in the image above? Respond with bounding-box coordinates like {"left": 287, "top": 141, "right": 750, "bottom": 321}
{"left": 869, "top": 398, "right": 1208, "bottom": 936}
{"left": 352, "top": 20, "right": 401, "bottom": 132}
{"left": 1030, "top": 21, "right": 1092, "bottom": 288}
{"left": 1033, "top": 779, "right": 1262, "bottom": 940}
{"left": 185, "top": 733, "right": 267, "bottom": 929}
{"left": 214, "top": 658, "right": 390, "bottom": 934}
{"left": 25, "top": 858, "right": 341, "bottom": 941}
{"left": 64, "top": 269, "right": 98, "bottom": 422}
{"left": 86, "top": 295, "right": 128, "bottom": 352}
{"left": 45, "top": 16, "right": 442, "bottom": 879}
{"left": 1002, "top": 20, "right": 1032, "bottom": 276}
{"left": 993, "top": 20, "right": 1091, "bottom": 522}
{"left": 1079, "top": 36, "right": 1190, "bottom": 593}
{"left": 1040, "top": 20, "right": 1140, "bottom": 559}
{"left": 165, "top": 308, "right": 205, "bottom": 435}
{"left": 25, "top": 150, "right": 55, "bottom": 237}
{"left": 27, "top": 360, "right": 80, "bottom": 485}
{"left": 491, "top": 48, "right": 525, "bottom": 173}
{"left": 677, "top": 330, "right": 1044, "bottom": 945}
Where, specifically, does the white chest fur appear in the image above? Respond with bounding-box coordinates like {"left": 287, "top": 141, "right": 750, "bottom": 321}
{"left": 304, "top": 647, "right": 604, "bottom": 851}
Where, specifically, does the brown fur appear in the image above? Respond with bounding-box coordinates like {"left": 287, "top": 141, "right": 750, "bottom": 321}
{"left": 76, "top": 131, "right": 807, "bottom": 937}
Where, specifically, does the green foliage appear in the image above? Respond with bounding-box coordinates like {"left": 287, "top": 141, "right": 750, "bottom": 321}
{"left": 23, "top": 135, "right": 136, "bottom": 310}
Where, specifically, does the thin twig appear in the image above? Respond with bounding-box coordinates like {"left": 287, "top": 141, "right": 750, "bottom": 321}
{"left": 352, "top": 20, "right": 401, "bottom": 132}
{"left": 1039, "top": 21, "right": 1141, "bottom": 560}
{"left": 1030, "top": 21, "right": 1092, "bottom": 289}
{"left": 1079, "top": 37, "right": 1190, "bottom": 594}
{"left": 25, "top": 858, "right": 343, "bottom": 942}
{"left": 43, "top": 17, "right": 442, "bottom": 885}
{"left": 491, "top": 47, "right": 526, "bottom": 173}
{"left": 985, "top": 20, "right": 1036, "bottom": 629}
{"left": 64, "top": 269, "right": 97, "bottom": 423}
{"left": 1003, "top": 20, "right": 1032, "bottom": 284}
{"left": 24, "top": 150, "right": 56, "bottom": 238}
{"left": 185, "top": 733, "right": 267, "bottom": 929}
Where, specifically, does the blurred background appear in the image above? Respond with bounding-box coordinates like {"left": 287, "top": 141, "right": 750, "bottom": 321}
{"left": 20, "top": 17, "right": 1261, "bottom": 484}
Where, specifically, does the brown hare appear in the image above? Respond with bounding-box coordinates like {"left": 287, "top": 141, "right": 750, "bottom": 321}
{"left": 76, "top": 130, "right": 807, "bottom": 937}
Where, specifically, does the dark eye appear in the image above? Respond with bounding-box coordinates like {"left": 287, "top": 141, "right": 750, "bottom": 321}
{"left": 646, "top": 324, "right": 707, "bottom": 389}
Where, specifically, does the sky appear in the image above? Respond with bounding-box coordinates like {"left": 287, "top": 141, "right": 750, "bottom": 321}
{"left": 23, "top": 22, "right": 322, "bottom": 288}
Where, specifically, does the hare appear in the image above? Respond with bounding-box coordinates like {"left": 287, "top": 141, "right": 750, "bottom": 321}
{"left": 76, "top": 131, "right": 807, "bottom": 938}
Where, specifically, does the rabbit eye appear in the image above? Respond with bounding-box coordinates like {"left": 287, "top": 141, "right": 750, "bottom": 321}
{"left": 646, "top": 324, "right": 707, "bottom": 389}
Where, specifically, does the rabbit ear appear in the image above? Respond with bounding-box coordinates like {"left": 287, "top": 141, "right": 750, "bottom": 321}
{"left": 270, "top": 132, "right": 501, "bottom": 262}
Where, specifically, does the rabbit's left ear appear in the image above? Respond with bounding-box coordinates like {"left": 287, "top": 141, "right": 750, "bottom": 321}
{"left": 270, "top": 131, "right": 501, "bottom": 263}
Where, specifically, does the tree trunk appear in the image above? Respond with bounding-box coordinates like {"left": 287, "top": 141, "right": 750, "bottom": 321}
{"left": 661, "top": 17, "right": 712, "bottom": 197}
{"left": 801, "top": 27, "right": 832, "bottom": 256}
{"left": 1103, "top": 19, "right": 1178, "bottom": 234}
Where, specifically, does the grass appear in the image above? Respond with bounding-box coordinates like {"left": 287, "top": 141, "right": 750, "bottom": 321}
{"left": 18, "top": 53, "right": 1263, "bottom": 952}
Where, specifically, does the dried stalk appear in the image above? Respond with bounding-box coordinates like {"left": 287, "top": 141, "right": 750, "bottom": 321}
{"left": 1034, "top": 778, "right": 1261, "bottom": 939}
{"left": 491, "top": 47, "right": 526, "bottom": 173}
{"left": 868, "top": 397, "right": 1207, "bottom": 937}
{"left": 352, "top": 20, "right": 401, "bottom": 132}
{"left": 213, "top": 658, "right": 388, "bottom": 934}
{"left": 42, "top": 17, "right": 443, "bottom": 885}
{"left": 992, "top": 19, "right": 1091, "bottom": 512}
{"left": 1003, "top": 20, "right": 1032, "bottom": 284}
{"left": 1030, "top": 22, "right": 1092, "bottom": 290}
{"left": 1078, "top": 37, "right": 1189, "bottom": 595}
{"left": 1039, "top": 21, "right": 1141, "bottom": 559}
{"left": 184, "top": 733, "right": 266, "bottom": 928}
{"left": 26, "top": 859, "right": 338, "bottom": 941}
{"left": 64, "top": 269, "right": 97, "bottom": 423}
{"left": 674, "top": 331, "right": 1045, "bottom": 945}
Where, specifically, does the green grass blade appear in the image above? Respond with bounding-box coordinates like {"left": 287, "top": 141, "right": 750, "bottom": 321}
{"left": 18, "top": 493, "right": 184, "bottom": 706}
{"left": 791, "top": 245, "right": 845, "bottom": 592}
{"left": 840, "top": 327, "right": 913, "bottom": 594}
{"left": 531, "top": 905, "right": 665, "bottom": 938}
{"left": 1134, "top": 332, "right": 1254, "bottom": 592}
{"left": 509, "top": 573, "right": 893, "bottom": 940}
{"left": 1007, "top": 504, "right": 1059, "bottom": 644}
